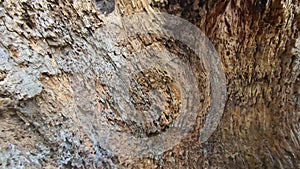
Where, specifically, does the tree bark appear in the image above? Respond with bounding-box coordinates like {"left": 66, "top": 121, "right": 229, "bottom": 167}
{"left": 0, "top": 0, "right": 299, "bottom": 168}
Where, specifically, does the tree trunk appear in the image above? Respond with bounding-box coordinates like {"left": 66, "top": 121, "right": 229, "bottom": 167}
{"left": 0, "top": 0, "right": 299, "bottom": 168}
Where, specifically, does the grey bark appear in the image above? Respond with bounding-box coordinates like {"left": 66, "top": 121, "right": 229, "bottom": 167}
{"left": 0, "top": 0, "right": 299, "bottom": 168}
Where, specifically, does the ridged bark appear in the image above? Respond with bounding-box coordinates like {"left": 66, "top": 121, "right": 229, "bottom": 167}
{"left": 0, "top": 0, "right": 299, "bottom": 168}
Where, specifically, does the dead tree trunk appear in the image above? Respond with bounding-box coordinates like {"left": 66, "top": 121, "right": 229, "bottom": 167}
{"left": 0, "top": 0, "right": 299, "bottom": 168}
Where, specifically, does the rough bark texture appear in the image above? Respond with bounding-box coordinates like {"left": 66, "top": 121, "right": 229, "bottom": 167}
{"left": 0, "top": 0, "right": 299, "bottom": 168}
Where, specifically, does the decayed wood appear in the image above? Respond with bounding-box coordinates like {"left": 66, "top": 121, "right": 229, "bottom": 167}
{"left": 0, "top": 0, "right": 299, "bottom": 168}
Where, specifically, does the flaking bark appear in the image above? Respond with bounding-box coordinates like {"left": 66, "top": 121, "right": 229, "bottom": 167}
{"left": 0, "top": 0, "right": 299, "bottom": 168}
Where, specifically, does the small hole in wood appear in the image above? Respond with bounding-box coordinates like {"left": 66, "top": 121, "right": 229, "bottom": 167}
{"left": 93, "top": 0, "right": 115, "bottom": 14}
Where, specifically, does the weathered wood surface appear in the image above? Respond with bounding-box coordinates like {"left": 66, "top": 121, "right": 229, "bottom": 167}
{"left": 0, "top": 0, "right": 299, "bottom": 168}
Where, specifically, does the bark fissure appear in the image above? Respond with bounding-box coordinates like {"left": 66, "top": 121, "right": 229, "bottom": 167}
{"left": 0, "top": 0, "right": 299, "bottom": 168}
